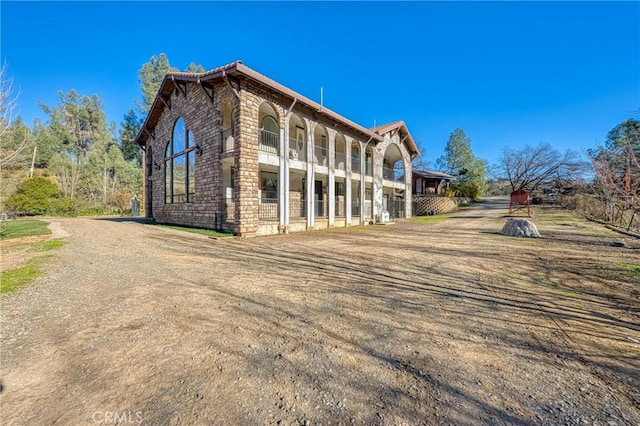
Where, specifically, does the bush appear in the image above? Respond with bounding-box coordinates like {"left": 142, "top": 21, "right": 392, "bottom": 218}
{"left": 443, "top": 188, "right": 457, "bottom": 198}
{"left": 451, "top": 182, "right": 481, "bottom": 199}
{"left": 6, "top": 177, "right": 60, "bottom": 215}
{"left": 49, "top": 196, "right": 81, "bottom": 216}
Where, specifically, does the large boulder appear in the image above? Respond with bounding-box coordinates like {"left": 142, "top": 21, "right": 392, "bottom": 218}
{"left": 500, "top": 219, "right": 541, "bottom": 238}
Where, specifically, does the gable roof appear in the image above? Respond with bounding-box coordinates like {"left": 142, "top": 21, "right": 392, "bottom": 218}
{"left": 370, "top": 120, "right": 419, "bottom": 156}
{"left": 136, "top": 61, "right": 420, "bottom": 158}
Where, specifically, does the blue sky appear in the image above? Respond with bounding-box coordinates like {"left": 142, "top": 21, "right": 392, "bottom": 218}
{"left": 2, "top": 1, "right": 638, "bottom": 168}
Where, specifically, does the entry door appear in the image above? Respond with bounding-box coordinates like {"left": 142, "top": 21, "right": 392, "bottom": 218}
{"left": 315, "top": 180, "right": 323, "bottom": 216}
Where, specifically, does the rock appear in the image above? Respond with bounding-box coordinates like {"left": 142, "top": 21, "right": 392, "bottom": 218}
{"left": 500, "top": 219, "right": 541, "bottom": 238}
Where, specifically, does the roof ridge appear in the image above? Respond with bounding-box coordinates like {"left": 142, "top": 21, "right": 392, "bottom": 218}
{"left": 166, "top": 60, "right": 243, "bottom": 78}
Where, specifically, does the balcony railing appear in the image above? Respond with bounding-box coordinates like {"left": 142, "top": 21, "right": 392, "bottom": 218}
{"left": 391, "top": 199, "right": 406, "bottom": 219}
{"left": 221, "top": 128, "right": 234, "bottom": 153}
{"left": 365, "top": 160, "right": 373, "bottom": 176}
{"left": 335, "top": 152, "right": 346, "bottom": 170}
{"left": 314, "top": 145, "right": 328, "bottom": 166}
{"left": 352, "top": 158, "right": 361, "bottom": 173}
{"left": 259, "top": 197, "right": 278, "bottom": 220}
{"left": 288, "top": 137, "right": 306, "bottom": 161}
{"left": 259, "top": 129, "right": 279, "bottom": 154}
{"left": 383, "top": 167, "right": 394, "bottom": 180}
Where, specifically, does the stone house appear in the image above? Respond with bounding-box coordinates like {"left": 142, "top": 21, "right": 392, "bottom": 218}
{"left": 136, "top": 61, "right": 420, "bottom": 237}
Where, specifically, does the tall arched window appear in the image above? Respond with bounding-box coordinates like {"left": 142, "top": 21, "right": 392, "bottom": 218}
{"left": 165, "top": 117, "right": 197, "bottom": 203}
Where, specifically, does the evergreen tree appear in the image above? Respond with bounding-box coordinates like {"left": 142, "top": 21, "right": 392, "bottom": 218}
{"left": 137, "top": 54, "right": 206, "bottom": 114}
{"left": 436, "top": 128, "right": 487, "bottom": 197}
{"left": 119, "top": 109, "right": 143, "bottom": 165}
{"left": 137, "top": 53, "right": 177, "bottom": 114}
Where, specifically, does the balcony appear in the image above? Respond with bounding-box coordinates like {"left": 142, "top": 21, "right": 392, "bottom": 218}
{"left": 259, "top": 129, "right": 279, "bottom": 154}
{"left": 335, "top": 152, "right": 346, "bottom": 170}
{"left": 314, "top": 145, "right": 328, "bottom": 167}
{"left": 351, "top": 158, "right": 361, "bottom": 173}
{"left": 288, "top": 137, "right": 306, "bottom": 161}
{"left": 221, "top": 128, "right": 234, "bottom": 153}
{"left": 384, "top": 166, "right": 404, "bottom": 182}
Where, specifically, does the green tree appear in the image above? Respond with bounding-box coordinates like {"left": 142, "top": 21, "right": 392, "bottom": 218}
{"left": 606, "top": 118, "right": 639, "bottom": 157}
{"left": 185, "top": 62, "right": 205, "bottom": 73}
{"left": 119, "top": 109, "right": 143, "bottom": 165}
{"left": 436, "top": 128, "right": 487, "bottom": 197}
{"left": 6, "top": 176, "right": 60, "bottom": 214}
{"left": 137, "top": 54, "right": 206, "bottom": 114}
{"left": 39, "top": 90, "right": 116, "bottom": 200}
{"left": 137, "top": 53, "right": 177, "bottom": 114}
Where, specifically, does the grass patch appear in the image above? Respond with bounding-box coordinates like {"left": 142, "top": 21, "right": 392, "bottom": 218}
{"left": 152, "top": 223, "right": 234, "bottom": 238}
{"left": 412, "top": 214, "right": 448, "bottom": 223}
{"left": 0, "top": 261, "right": 42, "bottom": 293}
{"left": 36, "top": 239, "right": 67, "bottom": 251}
{"left": 615, "top": 263, "right": 640, "bottom": 277}
{"left": 0, "top": 219, "right": 51, "bottom": 240}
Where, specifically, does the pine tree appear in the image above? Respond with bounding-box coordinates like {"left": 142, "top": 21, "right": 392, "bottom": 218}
{"left": 119, "top": 109, "right": 143, "bottom": 165}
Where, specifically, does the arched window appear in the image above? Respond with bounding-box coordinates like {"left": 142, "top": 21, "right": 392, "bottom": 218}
{"left": 165, "top": 117, "right": 197, "bottom": 203}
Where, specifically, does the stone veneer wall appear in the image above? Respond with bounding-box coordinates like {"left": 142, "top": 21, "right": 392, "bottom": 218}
{"left": 148, "top": 81, "right": 233, "bottom": 230}
{"left": 413, "top": 195, "right": 471, "bottom": 216}
{"left": 236, "top": 80, "right": 285, "bottom": 237}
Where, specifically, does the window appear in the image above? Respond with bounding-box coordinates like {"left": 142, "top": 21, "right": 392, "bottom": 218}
{"left": 165, "top": 117, "right": 197, "bottom": 203}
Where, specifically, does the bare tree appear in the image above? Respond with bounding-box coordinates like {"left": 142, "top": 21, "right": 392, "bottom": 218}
{"left": 0, "top": 63, "right": 33, "bottom": 167}
{"left": 588, "top": 130, "right": 640, "bottom": 227}
{"left": 497, "top": 143, "right": 585, "bottom": 193}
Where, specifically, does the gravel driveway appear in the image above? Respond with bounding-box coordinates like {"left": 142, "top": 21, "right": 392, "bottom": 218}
{"left": 1, "top": 198, "right": 639, "bottom": 425}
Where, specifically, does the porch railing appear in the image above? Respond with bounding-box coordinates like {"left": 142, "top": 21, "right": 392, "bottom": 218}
{"left": 259, "top": 197, "right": 278, "bottom": 220}
{"left": 390, "top": 199, "right": 406, "bottom": 219}
{"left": 351, "top": 201, "right": 361, "bottom": 217}
{"left": 259, "top": 129, "right": 279, "bottom": 154}
{"left": 314, "top": 199, "right": 327, "bottom": 217}
{"left": 289, "top": 137, "right": 306, "bottom": 161}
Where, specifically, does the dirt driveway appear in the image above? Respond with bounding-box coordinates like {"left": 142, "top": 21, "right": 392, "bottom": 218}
{"left": 1, "top": 198, "right": 639, "bottom": 425}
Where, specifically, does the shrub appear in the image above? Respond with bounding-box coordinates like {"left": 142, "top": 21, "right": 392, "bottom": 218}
{"left": 49, "top": 196, "right": 81, "bottom": 216}
{"left": 443, "top": 188, "right": 457, "bottom": 198}
{"left": 452, "top": 182, "right": 481, "bottom": 199}
{"left": 6, "top": 177, "right": 60, "bottom": 215}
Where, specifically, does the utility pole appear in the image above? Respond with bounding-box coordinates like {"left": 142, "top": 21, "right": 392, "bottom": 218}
{"left": 29, "top": 145, "right": 37, "bottom": 178}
